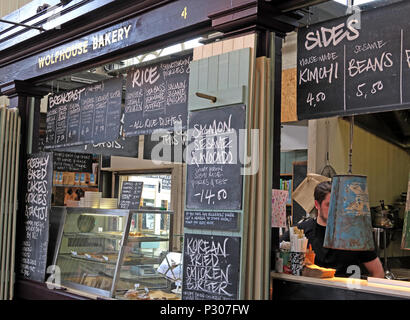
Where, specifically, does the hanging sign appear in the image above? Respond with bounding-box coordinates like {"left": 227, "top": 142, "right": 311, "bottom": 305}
{"left": 45, "top": 77, "right": 122, "bottom": 148}
{"left": 297, "top": 2, "right": 410, "bottom": 120}
{"left": 124, "top": 53, "right": 192, "bottom": 136}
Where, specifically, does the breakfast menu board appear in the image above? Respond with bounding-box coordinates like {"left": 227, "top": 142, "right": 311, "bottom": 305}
{"left": 185, "top": 104, "right": 246, "bottom": 210}
{"left": 19, "top": 152, "right": 53, "bottom": 282}
{"left": 297, "top": 1, "right": 410, "bottom": 120}
{"left": 123, "top": 53, "right": 192, "bottom": 136}
{"left": 45, "top": 77, "right": 122, "bottom": 148}
{"left": 182, "top": 233, "right": 240, "bottom": 300}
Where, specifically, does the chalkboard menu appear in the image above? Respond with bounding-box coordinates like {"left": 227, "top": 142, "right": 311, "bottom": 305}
{"left": 184, "top": 211, "right": 239, "bottom": 231}
{"left": 119, "top": 181, "right": 143, "bottom": 209}
{"left": 143, "top": 130, "right": 186, "bottom": 163}
{"left": 297, "top": 2, "right": 410, "bottom": 120}
{"left": 124, "top": 53, "right": 192, "bottom": 136}
{"left": 51, "top": 136, "right": 139, "bottom": 157}
{"left": 182, "top": 233, "right": 240, "bottom": 300}
{"left": 45, "top": 77, "right": 122, "bottom": 148}
{"left": 186, "top": 104, "right": 246, "bottom": 210}
{"left": 53, "top": 151, "right": 93, "bottom": 172}
{"left": 19, "top": 152, "right": 53, "bottom": 282}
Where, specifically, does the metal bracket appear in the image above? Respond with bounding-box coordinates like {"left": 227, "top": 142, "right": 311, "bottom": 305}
{"left": 0, "top": 19, "right": 45, "bottom": 32}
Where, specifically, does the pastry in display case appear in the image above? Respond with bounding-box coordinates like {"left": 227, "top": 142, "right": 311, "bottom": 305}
{"left": 51, "top": 206, "right": 178, "bottom": 299}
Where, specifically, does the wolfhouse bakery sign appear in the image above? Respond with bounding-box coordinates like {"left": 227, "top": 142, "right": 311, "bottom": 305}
{"left": 37, "top": 24, "right": 132, "bottom": 69}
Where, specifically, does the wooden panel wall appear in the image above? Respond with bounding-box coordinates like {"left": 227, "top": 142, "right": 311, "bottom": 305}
{"left": 0, "top": 0, "right": 31, "bottom": 18}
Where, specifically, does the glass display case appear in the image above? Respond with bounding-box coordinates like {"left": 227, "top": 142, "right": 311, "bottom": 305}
{"left": 51, "top": 206, "right": 176, "bottom": 299}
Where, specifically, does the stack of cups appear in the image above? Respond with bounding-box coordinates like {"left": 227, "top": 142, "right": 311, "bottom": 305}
{"left": 290, "top": 227, "right": 308, "bottom": 276}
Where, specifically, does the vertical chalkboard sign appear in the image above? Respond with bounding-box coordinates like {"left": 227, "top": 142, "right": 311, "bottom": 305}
{"left": 119, "top": 181, "right": 143, "bottom": 209}
{"left": 182, "top": 233, "right": 240, "bottom": 300}
{"left": 297, "top": 1, "right": 410, "bottom": 120}
{"left": 124, "top": 53, "right": 192, "bottom": 136}
{"left": 45, "top": 77, "right": 122, "bottom": 148}
{"left": 19, "top": 152, "right": 53, "bottom": 282}
{"left": 186, "top": 104, "right": 246, "bottom": 210}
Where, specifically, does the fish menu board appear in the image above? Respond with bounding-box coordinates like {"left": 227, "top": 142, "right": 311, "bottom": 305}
{"left": 45, "top": 77, "right": 122, "bottom": 148}
{"left": 19, "top": 152, "right": 53, "bottom": 282}
{"left": 297, "top": 2, "right": 410, "bottom": 120}
{"left": 124, "top": 53, "right": 192, "bottom": 136}
{"left": 182, "top": 233, "right": 240, "bottom": 300}
{"left": 186, "top": 104, "right": 246, "bottom": 210}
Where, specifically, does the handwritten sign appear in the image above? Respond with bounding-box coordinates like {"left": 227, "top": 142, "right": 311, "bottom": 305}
{"left": 124, "top": 53, "right": 192, "bottom": 136}
{"left": 53, "top": 151, "right": 93, "bottom": 173}
{"left": 51, "top": 136, "right": 139, "bottom": 157}
{"left": 143, "top": 129, "right": 187, "bottom": 163}
{"left": 297, "top": 2, "right": 410, "bottom": 119}
{"left": 19, "top": 152, "right": 53, "bottom": 282}
{"left": 182, "top": 233, "right": 240, "bottom": 300}
{"left": 186, "top": 104, "right": 246, "bottom": 210}
{"left": 184, "top": 211, "right": 239, "bottom": 231}
{"left": 45, "top": 77, "right": 122, "bottom": 148}
{"left": 119, "top": 181, "right": 143, "bottom": 209}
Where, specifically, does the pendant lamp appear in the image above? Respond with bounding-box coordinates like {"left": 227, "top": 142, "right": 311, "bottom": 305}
{"left": 323, "top": 117, "right": 375, "bottom": 251}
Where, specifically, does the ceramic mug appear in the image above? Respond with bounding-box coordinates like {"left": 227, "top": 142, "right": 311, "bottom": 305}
{"left": 290, "top": 252, "right": 305, "bottom": 276}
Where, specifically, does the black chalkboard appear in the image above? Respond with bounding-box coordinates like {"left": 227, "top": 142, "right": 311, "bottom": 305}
{"left": 182, "top": 233, "right": 240, "bottom": 300}
{"left": 186, "top": 104, "right": 246, "bottom": 210}
{"left": 184, "top": 211, "right": 239, "bottom": 231}
{"left": 53, "top": 151, "right": 93, "bottom": 173}
{"left": 297, "top": 2, "right": 410, "bottom": 120}
{"left": 51, "top": 136, "right": 139, "bottom": 157}
{"left": 143, "top": 130, "right": 186, "bottom": 163}
{"left": 45, "top": 77, "right": 122, "bottom": 148}
{"left": 19, "top": 152, "right": 53, "bottom": 282}
{"left": 124, "top": 53, "right": 192, "bottom": 136}
{"left": 119, "top": 181, "right": 143, "bottom": 209}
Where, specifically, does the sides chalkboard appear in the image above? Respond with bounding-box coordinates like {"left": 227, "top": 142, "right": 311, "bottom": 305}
{"left": 182, "top": 233, "right": 240, "bottom": 300}
{"left": 51, "top": 136, "right": 139, "bottom": 157}
{"left": 184, "top": 211, "right": 239, "bottom": 231}
{"left": 143, "top": 130, "right": 186, "bottom": 163}
{"left": 45, "top": 77, "right": 122, "bottom": 148}
{"left": 19, "top": 152, "right": 53, "bottom": 282}
{"left": 186, "top": 104, "right": 246, "bottom": 210}
{"left": 53, "top": 151, "right": 93, "bottom": 173}
{"left": 124, "top": 53, "right": 192, "bottom": 136}
{"left": 119, "top": 181, "right": 143, "bottom": 209}
{"left": 297, "top": 1, "right": 410, "bottom": 120}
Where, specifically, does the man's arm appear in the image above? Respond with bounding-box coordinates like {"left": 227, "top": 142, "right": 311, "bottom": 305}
{"left": 363, "top": 257, "right": 384, "bottom": 278}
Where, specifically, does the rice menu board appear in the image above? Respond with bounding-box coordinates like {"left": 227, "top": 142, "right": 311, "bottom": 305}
{"left": 297, "top": 1, "right": 410, "bottom": 120}
{"left": 19, "top": 152, "right": 53, "bottom": 282}
{"left": 186, "top": 104, "right": 246, "bottom": 210}
{"left": 182, "top": 233, "right": 240, "bottom": 300}
{"left": 45, "top": 77, "right": 122, "bottom": 148}
{"left": 124, "top": 53, "right": 192, "bottom": 136}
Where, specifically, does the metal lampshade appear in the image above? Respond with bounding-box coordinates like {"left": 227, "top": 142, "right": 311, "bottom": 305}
{"left": 324, "top": 175, "right": 375, "bottom": 251}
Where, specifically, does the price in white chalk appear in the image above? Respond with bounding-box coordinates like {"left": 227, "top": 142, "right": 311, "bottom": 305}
{"left": 306, "top": 91, "right": 326, "bottom": 108}
{"left": 356, "top": 80, "right": 383, "bottom": 99}
{"left": 194, "top": 188, "right": 228, "bottom": 205}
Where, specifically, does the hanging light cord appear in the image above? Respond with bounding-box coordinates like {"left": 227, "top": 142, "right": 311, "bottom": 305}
{"left": 348, "top": 116, "right": 354, "bottom": 174}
